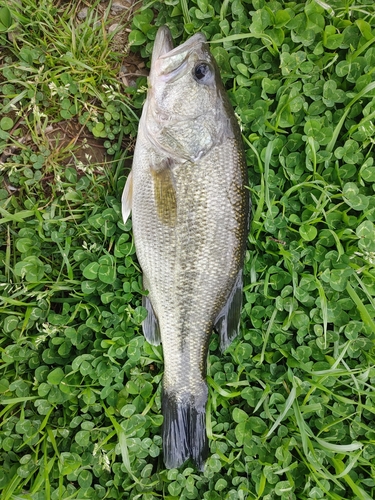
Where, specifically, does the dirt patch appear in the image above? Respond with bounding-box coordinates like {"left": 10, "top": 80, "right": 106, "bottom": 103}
{"left": 45, "top": 119, "right": 108, "bottom": 167}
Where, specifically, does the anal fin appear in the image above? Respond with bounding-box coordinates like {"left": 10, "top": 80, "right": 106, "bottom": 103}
{"left": 142, "top": 294, "right": 161, "bottom": 346}
{"left": 214, "top": 269, "right": 244, "bottom": 353}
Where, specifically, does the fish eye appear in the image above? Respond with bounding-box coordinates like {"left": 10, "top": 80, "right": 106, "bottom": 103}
{"left": 193, "top": 62, "right": 212, "bottom": 83}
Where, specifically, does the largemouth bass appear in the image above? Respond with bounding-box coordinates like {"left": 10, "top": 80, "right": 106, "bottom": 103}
{"left": 122, "top": 26, "right": 249, "bottom": 470}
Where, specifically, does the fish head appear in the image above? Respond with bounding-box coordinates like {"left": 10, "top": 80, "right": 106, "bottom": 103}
{"left": 145, "top": 26, "right": 230, "bottom": 161}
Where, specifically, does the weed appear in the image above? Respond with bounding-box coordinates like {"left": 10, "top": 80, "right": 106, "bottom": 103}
{"left": 1, "top": 1, "right": 375, "bottom": 499}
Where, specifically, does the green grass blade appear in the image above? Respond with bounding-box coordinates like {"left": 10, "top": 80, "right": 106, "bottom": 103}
{"left": 346, "top": 281, "right": 375, "bottom": 335}
{"left": 265, "top": 384, "right": 296, "bottom": 438}
{"left": 326, "top": 81, "right": 375, "bottom": 153}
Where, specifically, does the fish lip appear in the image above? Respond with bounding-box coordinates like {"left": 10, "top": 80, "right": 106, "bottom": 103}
{"left": 151, "top": 27, "right": 208, "bottom": 81}
{"left": 158, "top": 32, "right": 207, "bottom": 61}
{"left": 152, "top": 26, "right": 174, "bottom": 62}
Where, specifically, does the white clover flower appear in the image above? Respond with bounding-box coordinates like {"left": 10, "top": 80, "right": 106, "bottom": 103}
{"left": 33, "top": 104, "right": 47, "bottom": 121}
{"left": 55, "top": 173, "right": 64, "bottom": 192}
{"left": 93, "top": 445, "right": 111, "bottom": 472}
{"left": 48, "top": 82, "right": 58, "bottom": 97}
{"left": 102, "top": 451, "right": 111, "bottom": 473}
{"left": 75, "top": 160, "right": 85, "bottom": 172}
{"left": 39, "top": 322, "right": 60, "bottom": 336}
{"left": 34, "top": 334, "right": 48, "bottom": 347}
{"left": 136, "top": 85, "right": 148, "bottom": 94}
{"left": 82, "top": 241, "right": 100, "bottom": 252}
{"left": 354, "top": 251, "right": 375, "bottom": 266}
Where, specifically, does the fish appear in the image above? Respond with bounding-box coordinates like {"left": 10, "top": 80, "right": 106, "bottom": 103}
{"left": 121, "top": 25, "right": 250, "bottom": 470}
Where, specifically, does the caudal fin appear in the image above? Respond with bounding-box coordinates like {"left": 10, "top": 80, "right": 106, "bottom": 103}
{"left": 162, "top": 386, "right": 208, "bottom": 470}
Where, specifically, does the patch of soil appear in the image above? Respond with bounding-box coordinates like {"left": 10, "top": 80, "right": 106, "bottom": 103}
{"left": 45, "top": 119, "right": 108, "bottom": 167}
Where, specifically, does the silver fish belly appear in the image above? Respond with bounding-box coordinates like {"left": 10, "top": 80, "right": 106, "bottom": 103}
{"left": 122, "top": 25, "right": 249, "bottom": 470}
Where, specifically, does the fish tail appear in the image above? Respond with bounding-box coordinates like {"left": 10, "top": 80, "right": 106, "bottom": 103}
{"left": 162, "top": 384, "right": 208, "bottom": 470}
{"left": 189, "top": 395, "right": 209, "bottom": 471}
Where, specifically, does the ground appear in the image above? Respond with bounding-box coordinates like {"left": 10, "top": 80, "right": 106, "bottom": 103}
{"left": 1, "top": 1, "right": 375, "bottom": 499}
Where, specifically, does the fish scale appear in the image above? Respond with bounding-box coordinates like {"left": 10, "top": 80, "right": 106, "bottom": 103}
{"left": 122, "top": 26, "right": 250, "bottom": 470}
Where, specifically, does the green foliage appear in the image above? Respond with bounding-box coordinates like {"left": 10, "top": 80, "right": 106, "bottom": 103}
{"left": 0, "top": 6, "right": 12, "bottom": 34}
{"left": 0, "top": 0, "right": 140, "bottom": 165}
{"left": 1, "top": 0, "right": 375, "bottom": 499}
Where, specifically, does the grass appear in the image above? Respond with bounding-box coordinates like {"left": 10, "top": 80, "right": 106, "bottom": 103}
{"left": 1, "top": 0, "right": 375, "bottom": 499}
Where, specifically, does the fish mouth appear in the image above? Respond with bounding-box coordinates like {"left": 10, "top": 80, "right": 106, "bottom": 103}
{"left": 151, "top": 26, "right": 208, "bottom": 82}
{"left": 152, "top": 26, "right": 174, "bottom": 61}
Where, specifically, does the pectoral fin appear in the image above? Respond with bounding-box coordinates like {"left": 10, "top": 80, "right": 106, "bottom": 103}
{"left": 151, "top": 158, "right": 177, "bottom": 226}
{"left": 142, "top": 294, "right": 161, "bottom": 346}
{"left": 214, "top": 269, "right": 243, "bottom": 352}
{"left": 121, "top": 170, "right": 133, "bottom": 224}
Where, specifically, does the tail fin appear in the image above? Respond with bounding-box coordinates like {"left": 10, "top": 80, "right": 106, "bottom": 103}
{"left": 162, "top": 385, "right": 208, "bottom": 470}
